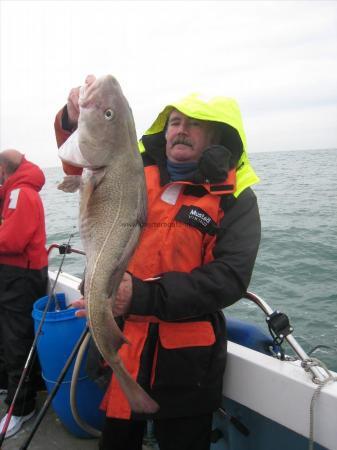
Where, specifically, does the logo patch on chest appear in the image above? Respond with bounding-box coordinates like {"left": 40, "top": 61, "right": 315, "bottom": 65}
{"left": 175, "top": 206, "right": 218, "bottom": 235}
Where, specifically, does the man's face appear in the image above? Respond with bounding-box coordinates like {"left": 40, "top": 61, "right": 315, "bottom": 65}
{"left": 165, "top": 110, "right": 213, "bottom": 163}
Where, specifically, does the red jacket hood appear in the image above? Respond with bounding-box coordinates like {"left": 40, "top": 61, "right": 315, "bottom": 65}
{"left": 1, "top": 157, "right": 45, "bottom": 196}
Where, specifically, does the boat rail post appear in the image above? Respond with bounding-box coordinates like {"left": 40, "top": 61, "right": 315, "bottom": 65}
{"left": 244, "top": 292, "right": 328, "bottom": 383}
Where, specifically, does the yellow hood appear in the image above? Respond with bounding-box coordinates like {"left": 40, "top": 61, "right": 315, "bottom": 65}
{"left": 140, "top": 93, "right": 259, "bottom": 196}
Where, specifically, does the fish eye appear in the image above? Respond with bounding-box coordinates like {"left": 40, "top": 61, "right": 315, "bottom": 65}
{"left": 104, "top": 109, "right": 115, "bottom": 121}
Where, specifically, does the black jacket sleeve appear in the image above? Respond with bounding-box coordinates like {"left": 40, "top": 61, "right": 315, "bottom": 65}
{"left": 129, "top": 187, "right": 261, "bottom": 321}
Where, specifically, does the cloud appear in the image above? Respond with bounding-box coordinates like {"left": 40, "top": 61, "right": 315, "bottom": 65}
{"left": 0, "top": 1, "right": 336, "bottom": 168}
{"left": 245, "top": 103, "right": 337, "bottom": 153}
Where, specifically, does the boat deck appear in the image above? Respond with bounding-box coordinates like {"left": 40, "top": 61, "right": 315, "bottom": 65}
{"left": 0, "top": 391, "right": 155, "bottom": 450}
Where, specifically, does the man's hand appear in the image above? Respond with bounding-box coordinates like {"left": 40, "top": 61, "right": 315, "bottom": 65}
{"left": 70, "top": 272, "right": 132, "bottom": 319}
{"left": 113, "top": 272, "right": 133, "bottom": 317}
{"left": 71, "top": 297, "right": 87, "bottom": 318}
{"left": 66, "top": 86, "right": 80, "bottom": 129}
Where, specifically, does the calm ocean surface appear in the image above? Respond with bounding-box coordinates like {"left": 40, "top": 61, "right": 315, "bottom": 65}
{"left": 40, "top": 148, "right": 337, "bottom": 371}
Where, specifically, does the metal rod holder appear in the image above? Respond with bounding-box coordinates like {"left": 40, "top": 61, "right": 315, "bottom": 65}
{"left": 47, "top": 243, "right": 85, "bottom": 256}
{"left": 244, "top": 291, "right": 327, "bottom": 383}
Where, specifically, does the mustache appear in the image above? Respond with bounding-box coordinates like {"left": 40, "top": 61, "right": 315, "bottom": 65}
{"left": 171, "top": 136, "right": 192, "bottom": 147}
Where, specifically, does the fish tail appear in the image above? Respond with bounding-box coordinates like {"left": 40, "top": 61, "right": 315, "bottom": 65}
{"left": 112, "top": 355, "right": 159, "bottom": 414}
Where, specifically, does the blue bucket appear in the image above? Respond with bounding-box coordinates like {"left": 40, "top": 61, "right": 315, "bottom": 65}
{"left": 32, "top": 293, "right": 104, "bottom": 438}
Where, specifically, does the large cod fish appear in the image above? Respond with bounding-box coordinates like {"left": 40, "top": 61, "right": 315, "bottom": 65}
{"left": 58, "top": 74, "right": 159, "bottom": 414}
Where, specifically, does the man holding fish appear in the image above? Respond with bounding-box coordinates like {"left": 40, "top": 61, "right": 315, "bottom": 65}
{"left": 55, "top": 75, "right": 261, "bottom": 450}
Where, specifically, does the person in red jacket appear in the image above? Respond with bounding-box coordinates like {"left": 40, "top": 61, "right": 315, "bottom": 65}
{"left": 0, "top": 149, "right": 48, "bottom": 438}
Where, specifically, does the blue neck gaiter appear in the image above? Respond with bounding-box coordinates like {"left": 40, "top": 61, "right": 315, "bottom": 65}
{"left": 166, "top": 160, "right": 198, "bottom": 181}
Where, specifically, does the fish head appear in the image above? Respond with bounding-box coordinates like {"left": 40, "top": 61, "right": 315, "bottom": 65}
{"left": 78, "top": 74, "right": 134, "bottom": 167}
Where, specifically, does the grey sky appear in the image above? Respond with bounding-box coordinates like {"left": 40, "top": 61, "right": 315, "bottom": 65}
{"left": 1, "top": 0, "right": 336, "bottom": 168}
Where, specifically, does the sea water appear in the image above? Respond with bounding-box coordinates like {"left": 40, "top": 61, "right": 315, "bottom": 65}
{"left": 41, "top": 148, "right": 337, "bottom": 371}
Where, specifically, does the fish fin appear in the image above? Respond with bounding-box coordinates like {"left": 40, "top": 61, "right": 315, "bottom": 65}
{"left": 80, "top": 178, "right": 95, "bottom": 216}
{"left": 80, "top": 169, "right": 106, "bottom": 216}
{"left": 90, "top": 168, "right": 107, "bottom": 187}
{"left": 107, "top": 307, "right": 131, "bottom": 349}
{"left": 112, "top": 354, "right": 160, "bottom": 414}
{"left": 57, "top": 175, "right": 82, "bottom": 193}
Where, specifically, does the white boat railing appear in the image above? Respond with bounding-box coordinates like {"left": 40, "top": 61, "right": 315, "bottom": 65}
{"left": 243, "top": 291, "right": 331, "bottom": 384}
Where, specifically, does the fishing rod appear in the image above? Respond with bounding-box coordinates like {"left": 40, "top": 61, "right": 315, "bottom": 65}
{"left": 19, "top": 325, "right": 90, "bottom": 450}
{"left": 0, "top": 231, "right": 76, "bottom": 445}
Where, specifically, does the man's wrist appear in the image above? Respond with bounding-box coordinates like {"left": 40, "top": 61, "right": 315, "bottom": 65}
{"left": 128, "top": 276, "right": 154, "bottom": 316}
{"left": 61, "top": 105, "right": 77, "bottom": 132}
